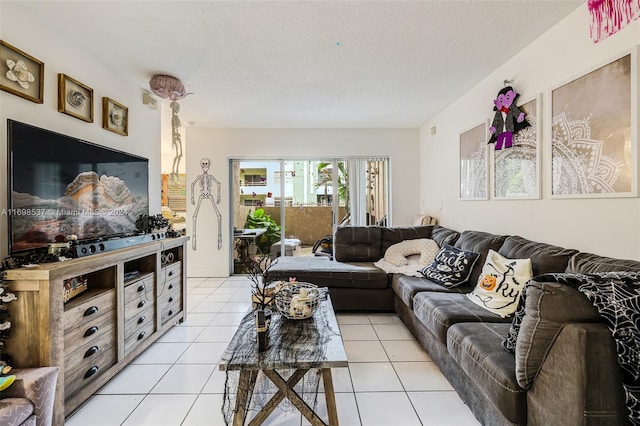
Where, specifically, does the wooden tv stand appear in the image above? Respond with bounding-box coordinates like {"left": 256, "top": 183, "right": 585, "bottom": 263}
{"left": 3, "top": 236, "right": 189, "bottom": 426}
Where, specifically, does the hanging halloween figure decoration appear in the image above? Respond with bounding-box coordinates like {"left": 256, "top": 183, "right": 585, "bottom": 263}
{"left": 488, "top": 86, "right": 530, "bottom": 150}
{"left": 148, "top": 74, "right": 192, "bottom": 179}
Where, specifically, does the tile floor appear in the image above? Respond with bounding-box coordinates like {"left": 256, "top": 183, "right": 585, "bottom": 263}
{"left": 65, "top": 276, "right": 480, "bottom": 426}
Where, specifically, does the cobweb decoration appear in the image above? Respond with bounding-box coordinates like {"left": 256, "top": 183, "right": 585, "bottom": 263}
{"left": 534, "top": 272, "right": 640, "bottom": 425}
{"left": 551, "top": 111, "right": 623, "bottom": 195}
{"left": 588, "top": 0, "right": 640, "bottom": 43}
{"left": 221, "top": 309, "right": 341, "bottom": 425}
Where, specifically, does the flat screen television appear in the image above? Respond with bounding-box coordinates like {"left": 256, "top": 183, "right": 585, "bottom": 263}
{"left": 7, "top": 119, "right": 149, "bottom": 254}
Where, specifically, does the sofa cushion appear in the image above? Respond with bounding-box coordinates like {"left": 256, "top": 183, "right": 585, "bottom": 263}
{"left": 498, "top": 235, "right": 578, "bottom": 276}
{"left": 447, "top": 322, "right": 526, "bottom": 425}
{"left": 383, "top": 238, "right": 439, "bottom": 266}
{"left": 380, "top": 226, "right": 434, "bottom": 253}
{"left": 430, "top": 225, "right": 460, "bottom": 247}
{"left": 334, "top": 226, "right": 383, "bottom": 262}
{"left": 0, "top": 398, "right": 35, "bottom": 426}
{"left": 392, "top": 275, "right": 473, "bottom": 308}
{"left": 467, "top": 250, "right": 532, "bottom": 318}
{"left": 267, "top": 256, "right": 389, "bottom": 289}
{"left": 412, "top": 292, "right": 511, "bottom": 343}
{"left": 420, "top": 245, "right": 480, "bottom": 288}
{"left": 566, "top": 252, "right": 640, "bottom": 274}
{"left": 453, "top": 230, "right": 507, "bottom": 285}
{"left": 514, "top": 280, "right": 600, "bottom": 389}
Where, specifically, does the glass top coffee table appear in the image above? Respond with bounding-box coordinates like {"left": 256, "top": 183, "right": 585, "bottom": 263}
{"left": 219, "top": 296, "right": 347, "bottom": 426}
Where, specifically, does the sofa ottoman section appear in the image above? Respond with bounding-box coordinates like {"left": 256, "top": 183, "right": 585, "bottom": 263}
{"left": 447, "top": 322, "right": 526, "bottom": 425}
{"left": 412, "top": 292, "right": 511, "bottom": 343}
{"left": 392, "top": 275, "right": 473, "bottom": 309}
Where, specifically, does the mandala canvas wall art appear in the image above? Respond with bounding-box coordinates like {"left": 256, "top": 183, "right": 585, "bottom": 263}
{"left": 460, "top": 121, "right": 488, "bottom": 200}
{"left": 494, "top": 95, "right": 541, "bottom": 199}
{"left": 551, "top": 49, "right": 637, "bottom": 198}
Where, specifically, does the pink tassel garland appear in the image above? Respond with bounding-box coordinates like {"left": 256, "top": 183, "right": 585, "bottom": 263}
{"left": 588, "top": 0, "right": 640, "bottom": 42}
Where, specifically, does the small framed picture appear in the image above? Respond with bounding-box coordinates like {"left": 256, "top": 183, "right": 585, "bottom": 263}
{"left": 0, "top": 39, "right": 44, "bottom": 104}
{"left": 58, "top": 73, "right": 93, "bottom": 122}
{"left": 102, "top": 97, "right": 128, "bottom": 136}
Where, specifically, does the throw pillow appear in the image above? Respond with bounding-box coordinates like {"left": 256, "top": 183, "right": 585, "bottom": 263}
{"left": 383, "top": 238, "right": 440, "bottom": 267}
{"left": 467, "top": 249, "right": 532, "bottom": 318}
{"left": 420, "top": 245, "right": 480, "bottom": 287}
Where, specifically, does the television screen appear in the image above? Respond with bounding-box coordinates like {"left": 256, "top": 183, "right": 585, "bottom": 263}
{"left": 7, "top": 120, "right": 149, "bottom": 253}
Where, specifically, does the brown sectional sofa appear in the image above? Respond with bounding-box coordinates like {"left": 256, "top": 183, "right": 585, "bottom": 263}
{"left": 267, "top": 224, "right": 638, "bottom": 425}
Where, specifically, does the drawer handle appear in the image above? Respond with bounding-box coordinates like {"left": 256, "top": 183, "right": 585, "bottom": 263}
{"left": 168, "top": 271, "right": 174, "bottom": 277}
{"left": 137, "top": 331, "right": 146, "bottom": 341}
{"left": 84, "top": 366, "right": 99, "bottom": 379}
{"left": 137, "top": 316, "right": 146, "bottom": 325}
{"left": 83, "top": 306, "right": 99, "bottom": 317}
{"left": 168, "top": 283, "right": 174, "bottom": 290}
{"left": 168, "top": 296, "right": 174, "bottom": 303}
{"left": 137, "top": 284, "right": 145, "bottom": 292}
{"left": 84, "top": 346, "right": 99, "bottom": 358}
{"left": 168, "top": 309, "right": 174, "bottom": 316}
{"left": 84, "top": 326, "right": 99, "bottom": 337}
{"left": 137, "top": 300, "right": 146, "bottom": 309}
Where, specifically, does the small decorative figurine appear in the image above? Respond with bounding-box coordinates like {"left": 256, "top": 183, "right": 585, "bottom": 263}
{"left": 488, "top": 86, "right": 530, "bottom": 150}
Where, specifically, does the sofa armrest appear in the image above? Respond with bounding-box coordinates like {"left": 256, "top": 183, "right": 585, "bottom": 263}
{"left": 527, "top": 323, "right": 628, "bottom": 426}
{"left": 1, "top": 367, "right": 59, "bottom": 426}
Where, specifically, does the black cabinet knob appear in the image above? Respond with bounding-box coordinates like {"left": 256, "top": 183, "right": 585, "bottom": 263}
{"left": 168, "top": 283, "right": 174, "bottom": 290}
{"left": 84, "top": 326, "right": 99, "bottom": 337}
{"left": 84, "top": 366, "right": 99, "bottom": 379}
{"left": 83, "top": 306, "right": 98, "bottom": 317}
{"left": 168, "top": 296, "right": 174, "bottom": 303}
{"left": 137, "top": 300, "right": 145, "bottom": 309}
{"left": 137, "top": 316, "right": 146, "bottom": 325}
{"left": 168, "top": 271, "right": 174, "bottom": 277}
{"left": 84, "top": 346, "right": 99, "bottom": 358}
{"left": 168, "top": 309, "right": 174, "bottom": 316}
{"left": 137, "top": 284, "right": 145, "bottom": 292}
{"left": 137, "top": 331, "right": 146, "bottom": 340}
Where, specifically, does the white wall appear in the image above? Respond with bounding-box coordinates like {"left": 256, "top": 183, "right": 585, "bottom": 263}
{"left": 186, "top": 128, "right": 420, "bottom": 276}
{"left": 420, "top": 5, "right": 640, "bottom": 259}
{"left": 0, "top": 2, "right": 162, "bottom": 260}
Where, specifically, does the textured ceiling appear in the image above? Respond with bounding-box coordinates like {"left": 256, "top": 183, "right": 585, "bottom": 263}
{"left": 17, "top": 0, "right": 583, "bottom": 128}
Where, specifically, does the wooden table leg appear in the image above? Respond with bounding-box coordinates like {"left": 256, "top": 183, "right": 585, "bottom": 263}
{"left": 263, "top": 370, "right": 325, "bottom": 426}
{"left": 322, "top": 368, "right": 339, "bottom": 426}
{"left": 248, "top": 369, "right": 307, "bottom": 425}
{"left": 234, "top": 370, "right": 258, "bottom": 426}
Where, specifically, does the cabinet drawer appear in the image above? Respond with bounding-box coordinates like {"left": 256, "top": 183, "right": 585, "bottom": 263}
{"left": 124, "top": 274, "right": 155, "bottom": 305}
{"left": 124, "top": 319, "right": 155, "bottom": 355}
{"left": 161, "top": 261, "right": 182, "bottom": 281}
{"left": 158, "top": 275, "right": 181, "bottom": 296}
{"left": 64, "top": 347, "right": 116, "bottom": 400}
{"left": 160, "top": 300, "right": 183, "bottom": 326}
{"left": 158, "top": 290, "right": 181, "bottom": 312}
{"left": 64, "top": 310, "right": 116, "bottom": 356}
{"left": 124, "top": 295, "right": 155, "bottom": 322}
{"left": 64, "top": 289, "right": 115, "bottom": 334}
{"left": 124, "top": 304, "right": 155, "bottom": 340}
{"left": 64, "top": 325, "right": 115, "bottom": 374}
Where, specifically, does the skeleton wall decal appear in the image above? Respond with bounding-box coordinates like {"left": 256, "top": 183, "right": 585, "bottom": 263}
{"left": 191, "top": 158, "right": 222, "bottom": 250}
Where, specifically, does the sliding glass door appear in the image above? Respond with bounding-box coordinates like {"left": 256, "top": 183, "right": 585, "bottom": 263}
{"left": 230, "top": 157, "right": 388, "bottom": 274}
